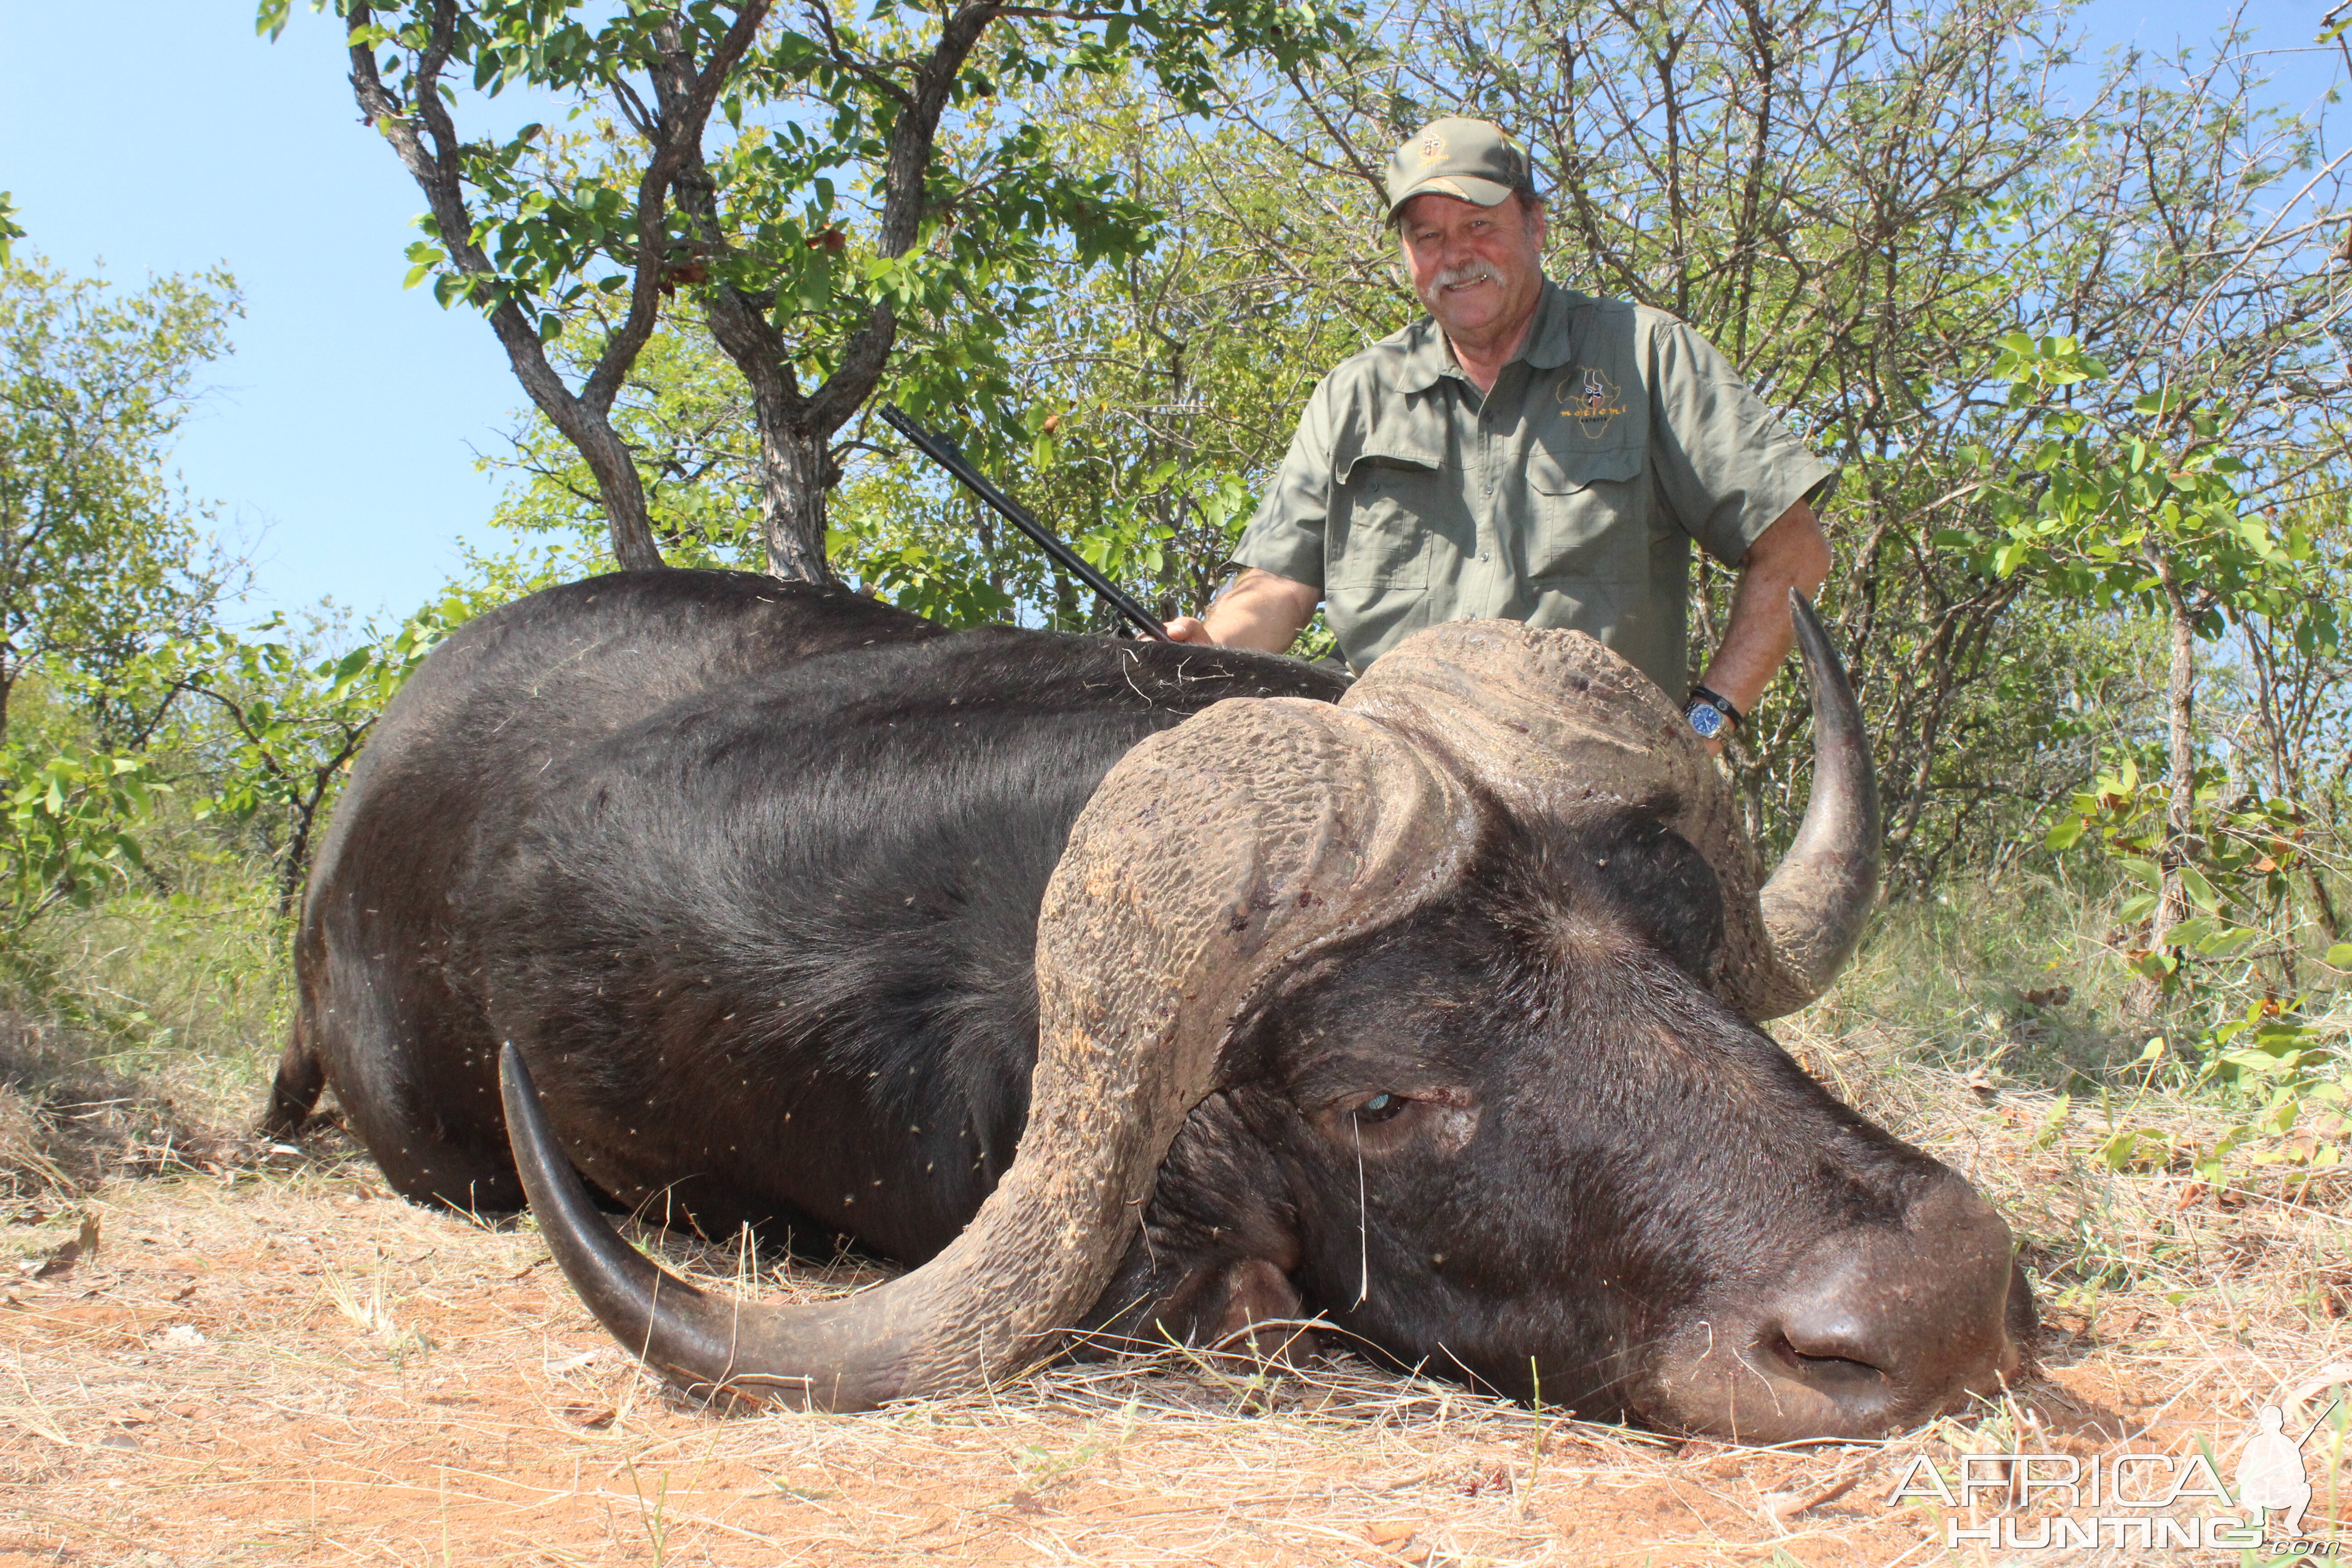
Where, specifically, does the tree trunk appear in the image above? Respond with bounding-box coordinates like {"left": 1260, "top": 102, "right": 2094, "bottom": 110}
{"left": 652, "top": 4, "right": 1005, "bottom": 586}
{"left": 2308, "top": 867, "right": 2343, "bottom": 946}
{"left": 690, "top": 279, "right": 838, "bottom": 588}
{"left": 536, "top": 388, "right": 665, "bottom": 573}
{"left": 277, "top": 740, "right": 365, "bottom": 917}
{"left": 760, "top": 418, "right": 836, "bottom": 584}
{"left": 2130, "top": 559, "right": 2200, "bottom": 1019}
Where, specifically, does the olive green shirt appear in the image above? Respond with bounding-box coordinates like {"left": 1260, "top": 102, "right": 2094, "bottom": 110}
{"left": 1230, "top": 281, "right": 1836, "bottom": 690}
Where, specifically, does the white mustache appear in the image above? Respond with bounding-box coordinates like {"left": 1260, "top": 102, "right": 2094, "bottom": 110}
{"left": 1431, "top": 263, "right": 1494, "bottom": 289}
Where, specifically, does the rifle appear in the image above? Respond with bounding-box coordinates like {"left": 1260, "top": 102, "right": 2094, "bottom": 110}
{"left": 877, "top": 405, "right": 1173, "bottom": 643}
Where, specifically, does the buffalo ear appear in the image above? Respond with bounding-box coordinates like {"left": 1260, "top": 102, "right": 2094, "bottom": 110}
{"left": 1204, "top": 1258, "right": 1317, "bottom": 1363}
{"left": 1073, "top": 1100, "right": 1312, "bottom": 1365}
{"left": 1078, "top": 1248, "right": 1314, "bottom": 1365}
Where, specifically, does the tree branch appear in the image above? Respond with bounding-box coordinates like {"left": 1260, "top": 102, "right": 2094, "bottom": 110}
{"left": 583, "top": 1, "right": 774, "bottom": 419}
{"left": 346, "top": 0, "right": 666, "bottom": 569}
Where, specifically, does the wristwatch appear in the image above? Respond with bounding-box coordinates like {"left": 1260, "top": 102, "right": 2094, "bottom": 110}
{"left": 1684, "top": 685, "right": 1741, "bottom": 741}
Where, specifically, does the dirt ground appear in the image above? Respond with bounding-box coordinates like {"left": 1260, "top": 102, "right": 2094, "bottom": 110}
{"left": 2, "top": 1049, "right": 2347, "bottom": 1566}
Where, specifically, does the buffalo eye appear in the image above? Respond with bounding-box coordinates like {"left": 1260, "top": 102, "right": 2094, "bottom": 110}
{"left": 1313, "top": 1083, "right": 1480, "bottom": 1157}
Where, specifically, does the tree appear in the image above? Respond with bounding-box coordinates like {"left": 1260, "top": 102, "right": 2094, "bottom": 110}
{"left": 2234, "top": 491, "right": 2352, "bottom": 949}
{"left": 268, "top": 0, "right": 1354, "bottom": 583}
{"left": 816, "top": 65, "right": 1392, "bottom": 640}
{"left": 262, "top": 0, "right": 773, "bottom": 572}
{"left": 0, "top": 251, "right": 242, "bottom": 747}
{"left": 647, "top": 0, "right": 1142, "bottom": 581}
{"left": 484, "top": 318, "right": 764, "bottom": 569}
{"left": 122, "top": 607, "right": 466, "bottom": 911}
{"left": 481, "top": 70, "right": 1384, "bottom": 641}
{"left": 1992, "top": 343, "right": 2340, "bottom": 1008}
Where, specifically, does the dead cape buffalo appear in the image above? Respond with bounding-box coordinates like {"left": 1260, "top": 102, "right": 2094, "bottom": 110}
{"left": 267, "top": 567, "right": 2032, "bottom": 1441}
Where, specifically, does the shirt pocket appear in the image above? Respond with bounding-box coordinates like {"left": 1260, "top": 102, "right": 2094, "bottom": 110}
{"left": 1329, "top": 450, "right": 1442, "bottom": 588}
{"left": 1524, "top": 443, "right": 1646, "bottom": 583}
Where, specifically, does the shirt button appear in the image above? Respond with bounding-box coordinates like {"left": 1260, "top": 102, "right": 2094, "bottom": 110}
{"left": 1477, "top": 552, "right": 1491, "bottom": 563}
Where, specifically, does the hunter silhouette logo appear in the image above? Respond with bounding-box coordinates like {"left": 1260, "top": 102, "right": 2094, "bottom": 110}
{"left": 2236, "top": 1397, "right": 2339, "bottom": 1536}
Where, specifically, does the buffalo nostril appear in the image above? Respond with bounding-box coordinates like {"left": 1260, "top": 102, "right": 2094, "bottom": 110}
{"left": 1765, "top": 1326, "right": 1887, "bottom": 1393}
{"left": 1652, "top": 1181, "right": 2022, "bottom": 1442}
{"left": 1764, "top": 1181, "right": 2020, "bottom": 1408}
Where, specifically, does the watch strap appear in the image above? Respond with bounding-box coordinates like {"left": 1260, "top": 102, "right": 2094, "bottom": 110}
{"left": 1686, "top": 684, "right": 1743, "bottom": 730}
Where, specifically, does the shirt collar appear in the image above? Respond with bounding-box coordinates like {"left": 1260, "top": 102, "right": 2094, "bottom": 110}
{"left": 1395, "top": 277, "right": 1578, "bottom": 394}
{"left": 1394, "top": 316, "right": 1455, "bottom": 395}
{"left": 1519, "top": 281, "right": 1585, "bottom": 371}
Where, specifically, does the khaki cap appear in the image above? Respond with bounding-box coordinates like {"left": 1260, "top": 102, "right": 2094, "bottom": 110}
{"left": 1383, "top": 118, "right": 1532, "bottom": 219}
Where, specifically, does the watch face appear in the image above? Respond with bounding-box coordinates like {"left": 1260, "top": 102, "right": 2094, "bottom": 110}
{"left": 1686, "top": 702, "right": 1725, "bottom": 740}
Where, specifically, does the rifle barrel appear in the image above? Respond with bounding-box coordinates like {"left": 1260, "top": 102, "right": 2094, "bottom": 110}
{"left": 878, "top": 404, "right": 1173, "bottom": 643}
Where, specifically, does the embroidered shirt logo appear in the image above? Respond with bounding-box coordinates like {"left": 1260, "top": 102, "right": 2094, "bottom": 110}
{"left": 1557, "top": 365, "right": 1626, "bottom": 439}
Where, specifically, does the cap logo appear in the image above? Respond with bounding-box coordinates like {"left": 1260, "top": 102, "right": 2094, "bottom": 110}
{"left": 1419, "top": 131, "right": 1447, "bottom": 163}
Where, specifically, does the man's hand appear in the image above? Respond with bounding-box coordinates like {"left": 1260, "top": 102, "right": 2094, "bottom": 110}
{"left": 1169, "top": 568, "right": 1321, "bottom": 655}
{"left": 1694, "top": 501, "right": 1833, "bottom": 756}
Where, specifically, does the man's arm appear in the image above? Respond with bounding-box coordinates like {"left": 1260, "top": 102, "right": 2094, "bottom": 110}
{"left": 1694, "top": 500, "right": 1833, "bottom": 744}
{"left": 1165, "top": 567, "right": 1322, "bottom": 654}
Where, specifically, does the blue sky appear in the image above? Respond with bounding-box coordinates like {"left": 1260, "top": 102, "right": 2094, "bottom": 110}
{"left": 2, "top": 2, "right": 538, "bottom": 627}
{"left": 0, "top": 1, "right": 2342, "bottom": 625}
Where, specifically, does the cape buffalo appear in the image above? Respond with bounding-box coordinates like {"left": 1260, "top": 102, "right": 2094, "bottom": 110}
{"left": 268, "top": 567, "right": 2032, "bottom": 1441}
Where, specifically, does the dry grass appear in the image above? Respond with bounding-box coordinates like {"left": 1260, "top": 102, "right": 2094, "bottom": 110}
{"left": 0, "top": 871, "right": 288, "bottom": 1211}
{"left": 1, "top": 1016, "right": 2346, "bottom": 1567}
{"left": 0, "top": 1009, "right": 272, "bottom": 1206}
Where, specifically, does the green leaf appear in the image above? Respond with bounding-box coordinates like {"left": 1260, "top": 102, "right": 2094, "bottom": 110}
{"left": 2176, "top": 864, "right": 2221, "bottom": 912}
{"left": 2220, "top": 1050, "right": 2299, "bottom": 1078}
{"left": 2162, "top": 916, "right": 2216, "bottom": 948}
{"left": 2098, "top": 1127, "right": 2166, "bottom": 1171}
{"left": 2194, "top": 926, "right": 2255, "bottom": 958}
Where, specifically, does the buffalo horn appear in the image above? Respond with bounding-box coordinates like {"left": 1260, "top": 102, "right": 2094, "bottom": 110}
{"left": 506, "top": 696, "right": 1475, "bottom": 1410}
{"left": 1736, "top": 589, "right": 1882, "bottom": 1019}
{"left": 1313, "top": 594, "right": 1877, "bottom": 1022}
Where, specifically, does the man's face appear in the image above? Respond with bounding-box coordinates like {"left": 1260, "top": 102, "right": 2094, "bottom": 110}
{"left": 1398, "top": 192, "right": 1548, "bottom": 350}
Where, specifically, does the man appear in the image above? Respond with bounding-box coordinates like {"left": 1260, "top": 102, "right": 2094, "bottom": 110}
{"left": 1164, "top": 118, "right": 1835, "bottom": 750}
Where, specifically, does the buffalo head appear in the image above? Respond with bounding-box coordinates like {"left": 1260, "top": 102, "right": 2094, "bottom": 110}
{"left": 505, "top": 594, "right": 2029, "bottom": 1440}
